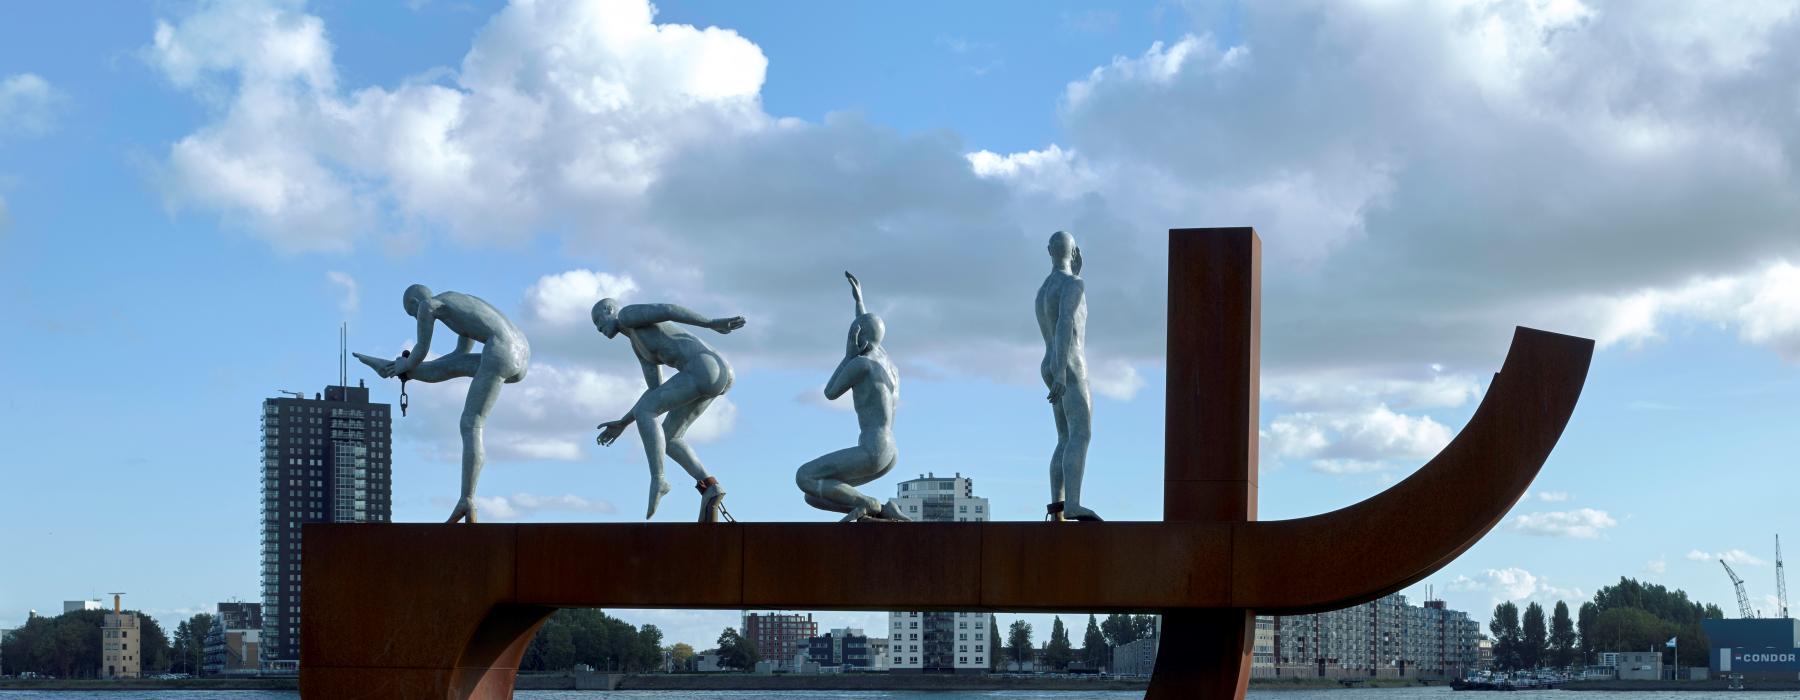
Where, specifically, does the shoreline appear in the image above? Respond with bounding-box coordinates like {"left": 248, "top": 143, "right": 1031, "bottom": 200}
{"left": 0, "top": 675, "right": 1443, "bottom": 692}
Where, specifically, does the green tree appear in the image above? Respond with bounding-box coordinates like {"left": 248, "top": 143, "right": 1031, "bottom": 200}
{"left": 1081, "top": 614, "right": 1107, "bottom": 669}
{"left": 1489, "top": 602, "right": 1521, "bottom": 671}
{"left": 990, "top": 614, "right": 1003, "bottom": 671}
{"left": 137, "top": 613, "right": 172, "bottom": 674}
{"left": 634, "top": 624, "right": 664, "bottom": 672}
{"left": 1549, "top": 601, "right": 1577, "bottom": 669}
{"left": 1583, "top": 577, "right": 1723, "bottom": 668}
{"left": 715, "top": 627, "right": 758, "bottom": 670}
{"left": 1100, "top": 613, "right": 1138, "bottom": 648}
{"left": 668, "top": 642, "right": 696, "bottom": 671}
{"left": 1044, "top": 616, "right": 1074, "bottom": 671}
{"left": 1007, "top": 620, "right": 1034, "bottom": 667}
{"left": 1522, "top": 602, "right": 1547, "bottom": 669}
{"left": 1577, "top": 602, "right": 1597, "bottom": 665}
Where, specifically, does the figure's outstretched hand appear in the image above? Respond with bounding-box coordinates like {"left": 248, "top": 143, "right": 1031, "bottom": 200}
{"left": 708, "top": 316, "right": 747, "bottom": 334}
{"left": 596, "top": 420, "right": 628, "bottom": 446}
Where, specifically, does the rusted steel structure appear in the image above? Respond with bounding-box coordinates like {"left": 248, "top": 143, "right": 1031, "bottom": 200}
{"left": 301, "top": 227, "right": 1593, "bottom": 699}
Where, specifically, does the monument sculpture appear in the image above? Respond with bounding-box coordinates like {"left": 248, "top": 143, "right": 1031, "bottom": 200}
{"left": 303, "top": 228, "right": 1593, "bottom": 700}
{"left": 1037, "top": 231, "right": 1101, "bottom": 522}
{"left": 795, "top": 272, "right": 909, "bottom": 522}
{"left": 354, "top": 284, "right": 530, "bottom": 524}
{"left": 590, "top": 299, "right": 746, "bottom": 522}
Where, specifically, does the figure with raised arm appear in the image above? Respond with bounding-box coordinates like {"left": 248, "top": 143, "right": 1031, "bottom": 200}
{"left": 1037, "top": 231, "right": 1103, "bottom": 521}
{"left": 796, "top": 272, "right": 909, "bottom": 522}
{"left": 354, "top": 285, "right": 530, "bottom": 524}
{"left": 592, "top": 299, "right": 745, "bottom": 522}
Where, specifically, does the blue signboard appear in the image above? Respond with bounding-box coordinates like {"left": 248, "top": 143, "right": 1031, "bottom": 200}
{"left": 1723, "top": 647, "right": 1800, "bottom": 676}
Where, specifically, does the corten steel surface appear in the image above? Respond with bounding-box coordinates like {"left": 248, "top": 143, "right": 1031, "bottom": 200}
{"left": 301, "top": 227, "right": 1594, "bottom": 700}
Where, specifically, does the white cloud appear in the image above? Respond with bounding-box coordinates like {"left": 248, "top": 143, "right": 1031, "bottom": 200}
{"left": 473, "top": 492, "right": 617, "bottom": 521}
{"left": 1263, "top": 403, "right": 1453, "bottom": 474}
{"left": 967, "top": 145, "right": 1097, "bottom": 200}
{"left": 1687, "top": 548, "right": 1769, "bottom": 566}
{"left": 1509, "top": 508, "right": 1617, "bottom": 539}
{"left": 524, "top": 269, "right": 639, "bottom": 327}
{"left": 1646, "top": 557, "right": 1667, "bottom": 576}
{"left": 326, "top": 270, "right": 358, "bottom": 314}
{"left": 0, "top": 73, "right": 63, "bottom": 140}
{"left": 1453, "top": 566, "right": 1587, "bottom": 605}
{"left": 1536, "top": 491, "right": 1571, "bottom": 502}
{"left": 150, "top": 0, "right": 1800, "bottom": 401}
{"left": 1577, "top": 261, "right": 1800, "bottom": 362}
{"left": 1087, "top": 358, "right": 1145, "bottom": 401}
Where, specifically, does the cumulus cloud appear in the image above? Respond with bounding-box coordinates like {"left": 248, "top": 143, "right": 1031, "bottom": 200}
{"left": 0, "top": 73, "right": 63, "bottom": 140}
{"left": 326, "top": 270, "right": 358, "bottom": 314}
{"left": 1263, "top": 403, "right": 1453, "bottom": 474}
{"left": 150, "top": 0, "right": 1800, "bottom": 414}
{"left": 1509, "top": 508, "right": 1618, "bottom": 539}
{"left": 1687, "top": 549, "right": 1768, "bottom": 566}
{"left": 1450, "top": 567, "right": 1586, "bottom": 604}
{"left": 525, "top": 269, "right": 640, "bottom": 327}
{"left": 1536, "top": 491, "right": 1571, "bottom": 502}
{"left": 473, "top": 492, "right": 617, "bottom": 521}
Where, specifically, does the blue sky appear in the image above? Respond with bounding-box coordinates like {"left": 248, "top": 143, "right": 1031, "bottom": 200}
{"left": 3, "top": 0, "right": 1800, "bottom": 650}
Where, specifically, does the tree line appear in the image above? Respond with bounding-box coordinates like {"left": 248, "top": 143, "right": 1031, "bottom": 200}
{"left": 1488, "top": 577, "right": 1726, "bottom": 671}
{"left": 0, "top": 609, "right": 224, "bottom": 678}
{"left": 1000, "top": 613, "right": 1156, "bottom": 671}
{"left": 518, "top": 609, "right": 666, "bottom": 673}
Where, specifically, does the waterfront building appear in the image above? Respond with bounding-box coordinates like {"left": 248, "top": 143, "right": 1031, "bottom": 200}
{"left": 868, "top": 637, "right": 890, "bottom": 670}
{"left": 64, "top": 600, "right": 102, "bottom": 614}
{"left": 203, "top": 602, "right": 264, "bottom": 675}
{"left": 1262, "top": 593, "right": 1478, "bottom": 679}
{"left": 1112, "top": 634, "right": 1159, "bottom": 676}
{"left": 807, "top": 627, "right": 872, "bottom": 669}
{"left": 1701, "top": 617, "right": 1800, "bottom": 680}
{"left": 101, "top": 595, "right": 140, "bottom": 679}
{"left": 888, "top": 473, "right": 990, "bottom": 674}
{"left": 1612, "top": 650, "right": 1663, "bottom": 680}
{"left": 261, "top": 382, "right": 393, "bottom": 671}
{"left": 742, "top": 612, "right": 816, "bottom": 672}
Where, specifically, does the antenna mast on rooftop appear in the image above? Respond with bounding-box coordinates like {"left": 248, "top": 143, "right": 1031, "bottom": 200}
{"left": 339, "top": 323, "right": 348, "bottom": 387}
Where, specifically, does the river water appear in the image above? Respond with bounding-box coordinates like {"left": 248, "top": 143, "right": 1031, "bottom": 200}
{"left": 0, "top": 689, "right": 1776, "bottom": 699}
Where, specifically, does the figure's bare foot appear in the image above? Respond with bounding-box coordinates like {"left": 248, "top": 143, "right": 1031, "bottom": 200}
{"left": 447, "top": 497, "right": 477, "bottom": 524}
{"left": 1064, "top": 503, "right": 1103, "bottom": 522}
{"left": 646, "top": 477, "right": 672, "bottom": 519}
{"left": 878, "top": 499, "right": 912, "bottom": 522}
{"left": 354, "top": 352, "right": 396, "bottom": 378}
{"left": 698, "top": 479, "right": 727, "bottom": 523}
{"left": 841, "top": 503, "right": 871, "bottom": 523}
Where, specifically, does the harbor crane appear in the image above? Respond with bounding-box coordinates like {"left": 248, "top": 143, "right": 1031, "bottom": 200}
{"left": 1722, "top": 559, "right": 1756, "bottom": 619}
{"left": 1779, "top": 535, "right": 1790, "bottom": 619}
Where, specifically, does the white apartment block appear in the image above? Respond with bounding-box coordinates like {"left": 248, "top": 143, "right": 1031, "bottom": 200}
{"left": 888, "top": 473, "right": 991, "bottom": 674}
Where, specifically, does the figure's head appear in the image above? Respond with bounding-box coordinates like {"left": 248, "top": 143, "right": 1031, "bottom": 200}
{"left": 1048, "top": 231, "right": 1080, "bottom": 273}
{"left": 592, "top": 298, "right": 622, "bottom": 339}
{"left": 402, "top": 284, "right": 433, "bottom": 317}
{"left": 849, "top": 312, "right": 885, "bottom": 355}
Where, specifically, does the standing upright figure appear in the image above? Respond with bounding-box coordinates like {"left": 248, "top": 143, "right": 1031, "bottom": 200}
{"left": 796, "top": 272, "right": 909, "bottom": 522}
{"left": 592, "top": 299, "right": 745, "bottom": 522}
{"left": 354, "top": 285, "right": 531, "bottom": 524}
{"left": 1037, "top": 231, "right": 1103, "bottom": 521}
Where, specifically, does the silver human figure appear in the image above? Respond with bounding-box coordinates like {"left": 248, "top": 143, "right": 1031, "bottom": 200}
{"left": 796, "top": 272, "right": 910, "bottom": 522}
{"left": 592, "top": 300, "right": 745, "bottom": 522}
{"left": 1037, "top": 231, "right": 1102, "bottom": 522}
{"left": 354, "top": 285, "right": 530, "bottom": 524}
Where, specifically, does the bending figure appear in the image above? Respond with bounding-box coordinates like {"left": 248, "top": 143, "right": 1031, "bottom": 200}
{"left": 592, "top": 299, "right": 745, "bottom": 522}
{"left": 1037, "top": 231, "right": 1102, "bottom": 521}
{"left": 796, "top": 272, "right": 909, "bottom": 522}
{"left": 354, "top": 284, "right": 530, "bottom": 524}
